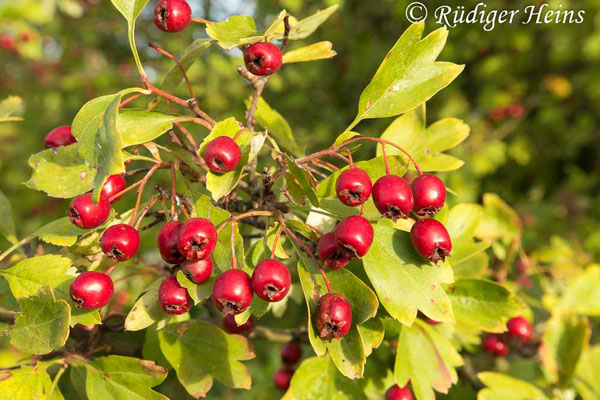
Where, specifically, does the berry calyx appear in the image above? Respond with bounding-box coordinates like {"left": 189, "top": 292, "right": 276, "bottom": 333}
{"left": 483, "top": 333, "right": 509, "bottom": 356}
{"left": 244, "top": 42, "right": 282, "bottom": 76}
{"left": 317, "top": 232, "right": 350, "bottom": 270}
{"left": 251, "top": 259, "right": 291, "bottom": 302}
{"left": 181, "top": 258, "right": 213, "bottom": 284}
{"left": 203, "top": 136, "right": 242, "bottom": 173}
{"left": 334, "top": 215, "right": 374, "bottom": 258}
{"left": 157, "top": 221, "right": 185, "bottom": 264}
{"left": 411, "top": 174, "right": 446, "bottom": 216}
{"left": 100, "top": 174, "right": 126, "bottom": 204}
{"left": 222, "top": 314, "right": 255, "bottom": 336}
{"left": 506, "top": 316, "right": 533, "bottom": 342}
{"left": 68, "top": 193, "right": 110, "bottom": 229}
{"left": 315, "top": 293, "right": 353, "bottom": 341}
{"left": 410, "top": 218, "right": 452, "bottom": 263}
{"left": 153, "top": 0, "right": 192, "bottom": 33}
{"left": 372, "top": 175, "right": 414, "bottom": 220}
{"left": 386, "top": 385, "right": 414, "bottom": 400}
{"left": 69, "top": 271, "right": 114, "bottom": 310}
{"left": 44, "top": 125, "right": 76, "bottom": 148}
{"left": 100, "top": 224, "right": 140, "bottom": 261}
{"left": 335, "top": 168, "right": 372, "bottom": 207}
{"left": 281, "top": 342, "right": 302, "bottom": 366}
{"left": 212, "top": 269, "right": 253, "bottom": 316}
{"left": 158, "top": 275, "right": 193, "bottom": 315}
{"left": 177, "top": 218, "right": 218, "bottom": 260}
{"left": 273, "top": 367, "right": 294, "bottom": 391}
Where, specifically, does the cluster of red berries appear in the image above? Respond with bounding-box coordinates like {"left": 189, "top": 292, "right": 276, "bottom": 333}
{"left": 489, "top": 104, "right": 524, "bottom": 121}
{"left": 386, "top": 384, "right": 414, "bottom": 400}
{"left": 273, "top": 342, "right": 302, "bottom": 391}
{"left": 482, "top": 316, "right": 533, "bottom": 356}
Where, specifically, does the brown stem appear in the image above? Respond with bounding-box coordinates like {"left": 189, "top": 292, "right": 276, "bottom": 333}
{"left": 170, "top": 163, "right": 177, "bottom": 218}
{"left": 134, "top": 195, "right": 161, "bottom": 230}
{"left": 341, "top": 137, "right": 422, "bottom": 175}
{"left": 280, "top": 15, "right": 291, "bottom": 53}
{"left": 149, "top": 42, "right": 195, "bottom": 99}
{"left": 270, "top": 226, "right": 284, "bottom": 259}
{"left": 230, "top": 220, "right": 238, "bottom": 269}
{"left": 119, "top": 93, "right": 146, "bottom": 109}
{"left": 129, "top": 162, "right": 165, "bottom": 225}
{"left": 381, "top": 143, "right": 390, "bottom": 175}
{"left": 191, "top": 17, "right": 214, "bottom": 24}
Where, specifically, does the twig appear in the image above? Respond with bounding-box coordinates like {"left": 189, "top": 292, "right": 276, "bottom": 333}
{"left": 280, "top": 15, "right": 291, "bottom": 53}
{"left": 149, "top": 43, "right": 195, "bottom": 99}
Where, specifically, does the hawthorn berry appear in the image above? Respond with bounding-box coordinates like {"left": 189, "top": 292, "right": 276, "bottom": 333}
{"left": 251, "top": 259, "right": 291, "bottom": 302}
{"left": 244, "top": 42, "right": 282, "bottom": 76}
{"left": 334, "top": 215, "right": 374, "bottom": 258}
{"left": 213, "top": 269, "right": 253, "bottom": 316}
{"left": 177, "top": 218, "right": 218, "bottom": 260}
{"left": 68, "top": 193, "right": 110, "bottom": 229}
{"left": 372, "top": 175, "right": 414, "bottom": 220}
{"left": 203, "top": 136, "right": 242, "bottom": 173}
{"left": 410, "top": 218, "right": 452, "bottom": 263}
{"left": 411, "top": 174, "right": 446, "bottom": 216}
{"left": 181, "top": 258, "right": 213, "bottom": 284}
{"left": 482, "top": 333, "right": 509, "bottom": 356}
{"left": 386, "top": 385, "right": 414, "bottom": 400}
{"left": 506, "top": 316, "right": 533, "bottom": 342}
{"left": 222, "top": 314, "right": 255, "bottom": 336}
{"left": 335, "top": 168, "right": 372, "bottom": 207}
{"left": 44, "top": 125, "right": 76, "bottom": 148}
{"left": 100, "top": 224, "right": 140, "bottom": 261}
{"left": 100, "top": 174, "right": 126, "bottom": 203}
{"left": 315, "top": 293, "right": 352, "bottom": 341}
{"left": 69, "top": 271, "right": 114, "bottom": 310}
{"left": 0, "top": 35, "right": 16, "bottom": 52}
{"left": 157, "top": 221, "right": 185, "bottom": 264}
{"left": 273, "top": 367, "right": 294, "bottom": 391}
{"left": 153, "top": 0, "right": 192, "bottom": 33}
{"left": 159, "top": 275, "right": 193, "bottom": 315}
{"left": 317, "top": 232, "right": 350, "bottom": 270}
{"left": 281, "top": 342, "right": 302, "bottom": 365}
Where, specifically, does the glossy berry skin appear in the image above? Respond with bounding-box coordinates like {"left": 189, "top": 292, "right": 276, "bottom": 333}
{"left": 410, "top": 218, "right": 452, "bottom": 263}
{"left": 203, "top": 136, "right": 242, "bottom": 173}
{"left": 100, "top": 174, "right": 126, "bottom": 204}
{"left": 44, "top": 125, "right": 76, "bottom": 148}
{"left": 100, "top": 224, "right": 140, "bottom": 262}
{"left": 372, "top": 175, "right": 414, "bottom": 220}
{"left": 273, "top": 368, "right": 294, "bottom": 391}
{"left": 181, "top": 258, "right": 213, "bottom": 284}
{"left": 411, "top": 174, "right": 446, "bottom": 216}
{"left": 68, "top": 193, "right": 110, "bottom": 229}
{"left": 315, "top": 293, "right": 352, "bottom": 341}
{"left": 251, "top": 259, "right": 291, "bottom": 302}
{"left": 317, "top": 232, "right": 350, "bottom": 270}
{"left": 222, "top": 314, "right": 255, "bottom": 336}
{"left": 157, "top": 221, "right": 185, "bottom": 264}
{"left": 334, "top": 215, "right": 374, "bottom": 258}
{"left": 213, "top": 269, "right": 253, "bottom": 316}
{"left": 335, "top": 168, "right": 372, "bottom": 207}
{"left": 70, "top": 272, "right": 114, "bottom": 310}
{"left": 177, "top": 218, "right": 217, "bottom": 260}
{"left": 153, "top": 0, "right": 192, "bottom": 33}
{"left": 159, "top": 275, "right": 192, "bottom": 315}
{"left": 506, "top": 316, "right": 533, "bottom": 342}
{"left": 483, "top": 333, "right": 509, "bottom": 356}
{"left": 281, "top": 343, "right": 302, "bottom": 365}
{"left": 244, "top": 42, "right": 282, "bottom": 76}
{"left": 386, "top": 385, "right": 414, "bottom": 400}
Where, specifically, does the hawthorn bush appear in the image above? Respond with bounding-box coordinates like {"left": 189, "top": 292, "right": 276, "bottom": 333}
{"left": 0, "top": 1, "right": 599, "bottom": 400}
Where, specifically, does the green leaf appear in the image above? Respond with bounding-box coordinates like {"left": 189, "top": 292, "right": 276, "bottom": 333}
{"left": 477, "top": 372, "right": 549, "bottom": 400}
{"left": 363, "top": 220, "right": 454, "bottom": 326}
{"left": 0, "top": 363, "right": 64, "bottom": 400}
{"left": 206, "top": 15, "right": 257, "bottom": 50}
{"left": 124, "top": 279, "right": 169, "bottom": 331}
{"left": 357, "top": 317, "right": 384, "bottom": 357}
{"left": 110, "top": 0, "right": 150, "bottom": 75}
{"left": 34, "top": 217, "right": 88, "bottom": 246}
{"left": 286, "top": 157, "right": 319, "bottom": 206}
{"left": 475, "top": 193, "right": 522, "bottom": 245}
{"left": 0, "top": 190, "right": 17, "bottom": 244}
{"left": 0, "top": 96, "right": 24, "bottom": 122}
{"left": 176, "top": 270, "right": 214, "bottom": 304}
{"left": 119, "top": 109, "right": 179, "bottom": 147}
{"left": 574, "top": 346, "right": 600, "bottom": 400}
{"left": 445, "top": 203, "right": 490, "bottom": 268}
{"left": 558, "top": 264, "right": 600, "bottom": 316}
{"left": 284, "top": 5, "right": 339, "bottom": 41}
{"left": 282, "top": 41, "right": 336, "bottom": 64}
{"left": 9, "top": 286, "right": 70, "bottom": 355}
{"left": 158, "top": 320, "right": 255, "bottom": 398}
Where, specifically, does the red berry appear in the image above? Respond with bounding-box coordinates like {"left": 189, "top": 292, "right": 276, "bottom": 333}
{"left": 181, "top": 258, "right": 213, "bottom": 284}
{"left": 44, "top": 125, "right": 76, "bottom": 148}
{"left": 317, "top": 232, "right": 350, "bottom": 270}
{"left": 100, "top": 224, "right": 140, "bottom": 261}
{"left": 153, "top": 0, "right": 192, "bottom": 32}
{"left": 410, "top": 219, "right": 452, "bottom": 263}
{"left": 386, "top": 385, "right": 414, "bottom": 400}
{"left": 0, "top": 35, "right": 16, "bottom": 52}
{"left": 68, "top": 193, "right": 110, "bottom": 229}
{"left": 177, "top": 218, "right": 217, "bottom": 260}
{"left": 70, "top": 271, "right": 114, "bottom": 310}
{"left": 273, "top": 367, "right": 294, "bottom": 391}
{"left": 335, "top": 168, "right": 372, "bottom": 207}
{"left": 315, "top": 293, "right": 352, "bottom": 341}
{"left": 158, "top": 275, "right": 192, "bottom": 315}
{"left": 506, "top": 316, "right": 533, "bottom": 342}
{"left": 281, "top": 343, "right": 302, "bottom": 365}
{"left": 334, "top": 215, "right": 374, "bottom": 258}
{"left": 157, "top": 221, "right": 185, "bottom": 264}
{"left": 372, "top": 175, "right": 414, "bottom": 220}
{"left": 100, "top": 174, "right": 126, "bottom": 204}
{"left": 222, "top": 314, "right": 255, "bottom": 336}
{"left": 244, "top": 42, "right": 282, "bottom": 76}
{"left": 203, "top": 136, "right": 242, "bottom": 173}
{"left": 213, "top": 269, "right": 253, "bottom": 316}
{"left": 483, "top": 333, "right": 509, "bottom": 356}
{"left": 251, "top": 259, "right": 291, "bottom": 302}
{"left": 411, "top": 174, "right": 446, "bottom": 216}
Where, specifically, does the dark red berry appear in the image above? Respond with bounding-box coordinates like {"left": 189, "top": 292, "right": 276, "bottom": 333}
{"left": 44, "top": 125, "right": 76, "bottom": 148}
{"left": 411, "top": 174, "right": 446, "bottom": 216}
{"left": 251, "top": 259, "right": 291, "bottom": 302}
{"left": 100, "top": 224, "right": 140, "bottom": 261}
{"left": 222, "top": 314, "right": 255, "bottom": 336}
{"left": 0, "top": 35, "right": 16, "bottom": 52}
{"left": 69, "top": 271, "right": 114, "bottom": 310}
{"left": 372, "top": 175, "right": 414, "bottom": 220}
{"left": 159, "top": 275, "right": 192, "bottom": 315}
{"left": 273, "top": 367, "right": 294, "bottom": 391}
{"left": 410, "top": 218, "right": 452, "bottom": 263}
{"left": 317, "top": 232, "right": 350, "bottom": 270}
{"left": 153, "top": 0, "right": 192, "bottom": 32}
{"left": 315, "top": 293, "right": 352, "bottom": 341}
{"left": 203, "top": 136, "right": 242, "bottom": 173}
{"left": 334, "top": 215, "right": 374, "bottom": 258}
{"left": 100, "top": 174, "right": 126, "bottom": 204}
{"left": 244, "top": 42, "right": 282, "bottom": 76}
{"left": 157, "top": 221, "right": 185, "bottom": 264}
{"left": 281, "top": 343, "right": 302, "bottom": 365}
{"left": 181, "top": 258, "right": 213, "bottom": 284}
{"left": 335, "top": 168, "right": 372, "bottom": 207}
{"left": 483, "top": 333, "right": 509, "bottom": 356}
{"left": 213, "top": 269, "right": 253, "bottom": 316}
{"left": 177, "top": 218, "right": 217, "bottom": 260}
{"left": 386, "top": 385, "right": 414, "bottom": 400}
{"left": 506, "top": 316, "right": 533, "bottom": 342}
{"left": 68, "top": 193, "right": 110, "bottom": 229}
